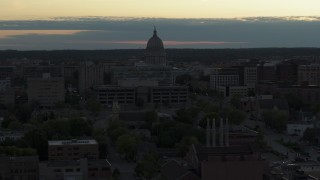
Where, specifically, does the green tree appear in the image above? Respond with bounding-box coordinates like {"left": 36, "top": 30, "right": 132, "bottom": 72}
{"left": 109, "top": 127, "right": 128, "bottom": 142}
{"left": 262, "top": 110, "right": 288, "bottom": 132}
{"left": 227, "top": 109, "right": 246, "bottom": 125}
{"left": 86, "top": 99, "right": 102, "bottom": 115}
{"left": 174, "top": 107, "right": 200, "bottom": 125}
{"left": 112, "top": 168, "right": 121, "bottom": 180}
{"left": 303, "top": 128, "right": 316, "bottom": 143}
{"left": 135, "top": 153, "right": 160, "bottom": 179}
{"left": 93, "top": 128, "right": 108, "bottom": 158}
{"left": 176, "top": 136, "right": 199, "bottom": 156}
{"left": 19, "top": 129, "right": 48, "bottom": 160}
{"left": 175, "top": 74, "right": 193, "bottom": 85}
{"left": 230, "top": 95, "right": 241, "bottom": 109}
{"left": 116, "top": 134, "right": 139, "bottom": 161}
{"left": 145, "top": 111, "right": 158, "bottom": 130}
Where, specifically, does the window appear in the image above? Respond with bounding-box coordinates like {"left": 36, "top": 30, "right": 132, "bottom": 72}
{"left": 65, "top": 169, "right": 73, "bottom": 172}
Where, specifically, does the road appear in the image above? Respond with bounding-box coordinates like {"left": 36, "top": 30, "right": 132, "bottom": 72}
{"left": 243, "top": 119, "right": 311, "bottom": 162}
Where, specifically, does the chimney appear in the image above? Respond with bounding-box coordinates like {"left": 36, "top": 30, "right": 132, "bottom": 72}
{"left": 225, "top": 118, "right": 229, "bottom": 147}
{"left": 206, "top": 118, "right": 210, "bottom": 147}
{"left": 219, "top": 118, "right": 224, "bottom": 147}
{"left": 212, "top": 118, "right": 216, "bottom": 147}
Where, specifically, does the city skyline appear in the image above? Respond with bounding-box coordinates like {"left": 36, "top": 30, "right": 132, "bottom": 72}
{"left": 1, "top": 0, "right": 320, "bottom": 50}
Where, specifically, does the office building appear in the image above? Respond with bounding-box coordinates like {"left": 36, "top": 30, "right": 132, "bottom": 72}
{"left": 79, "top": 63, "right": 104, "bottom": 95}
{"left": 298, "top": 64, "right": 320, "bottom": 86}
{"left": 27, "top": 74, "right": 65, "bottom": 108}
{"left": 93, "top": 85, "right": 188, "bottom": 106}
{"left": 209, "top": 68, "right": 240, "bottom": 89}
{"left": 0, "top": 156, "right": 39, "bottom": 180}
{"left": 216, "top": 86, "right": 248, "bottom": 97}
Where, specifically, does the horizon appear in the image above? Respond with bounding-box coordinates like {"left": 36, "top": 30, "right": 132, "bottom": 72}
{"left": 1, "top": 16, "right": 320, "bottom": 50}
{"left": 1, "top": 0, "right": 320, "bottom": 50}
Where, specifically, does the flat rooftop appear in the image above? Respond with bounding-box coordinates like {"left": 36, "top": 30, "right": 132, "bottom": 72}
{"left": 48, "top": 139, "right": 98, "bottom": 146}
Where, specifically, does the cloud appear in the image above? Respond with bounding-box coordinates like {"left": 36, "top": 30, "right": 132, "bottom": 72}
{"left": 0, "top": 16, "right": 320, "bottom": 49}
{"left": 0, "top": 30, "right": 99, "bottom": 38}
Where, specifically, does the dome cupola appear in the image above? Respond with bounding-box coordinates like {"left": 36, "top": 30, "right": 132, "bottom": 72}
{"left": 145, "top": 27, "right": 166, "bottom": 66}
{"left": 146, "top": 27, "right": 165, "bottom": 52}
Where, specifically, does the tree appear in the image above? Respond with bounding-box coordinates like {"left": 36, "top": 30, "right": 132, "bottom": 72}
{"left": 230, "top": 95, "right": 241, "bottom": 109}
{"left": 135, "top": 153, "right": 160, "bottom": 179}
{"left": 145, "top": 111, "right": 158, "bottom": 130}
{"left": 262, "top": 110, "right": 288, "bottom": 132}
{"left": 256, "top": 130, "right": 267, "bottom": 148}
{"left": 175, "top": 74, "right": 193, "bottom": 85}
{"left": 227, "top": 109, "right": 246, "bottom": 125}
{"left": 112, "top": 168, "right": 121, "bottom": 180}
{"left": 19, "top": 129, "right": 48, "bottom": 160}
{"left": 109, "top": 127, "right": 128, "bottom": 142}
{"left": 176, "top": 136, "right": 199, "bottom": 156}
{"left": 93, "top": 128, "right": 109, "bottom": 159}
{"left": 86, "top": 99, "right": 102, "bottom": 115}
{"left": 116, "top": 134, "right": 139, "bottom": 161}
{"left": 285, "top": 93, "right": 303, "bottom": 110}
{"left": 174, "top": 107, "right": 200, "bottom": 125}
{"left": 303, "top": 128, "right": 316, "bottom": 143}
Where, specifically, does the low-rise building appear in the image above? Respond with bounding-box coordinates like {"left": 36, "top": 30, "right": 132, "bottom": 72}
{"left": 39, "top": 158, "right": 111, "bottom": 180}
{"left": 93, "top": 85, "right": 188, "bottom": 106}
{"left": 0, "top": 131, "right": 24, "bottom": 142}
{"left": 48, "top": 139, "right": 99, "bottom": 161}
{"left": 186, "top": 144, "right": 269, "bottom": 180}
{"left": 0, "top": 155, "right": 39, "bottom": 180}
{"left": 287, "top": 122, "right": 314, "bottom": 136}
{"left": 216, "top": 86, "right": 248, "bottom": 97}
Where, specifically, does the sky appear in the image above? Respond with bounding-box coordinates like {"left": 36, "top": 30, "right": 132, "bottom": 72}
{"left": 0, "top": 0, "right": 320, "bottom": 50}
{"left": 1, "top": 0, "right": 320, "bottom": 19}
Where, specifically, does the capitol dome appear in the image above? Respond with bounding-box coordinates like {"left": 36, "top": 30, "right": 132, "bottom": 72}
{"left": 145, "top": 27, "right": 167, "bottom": 66}
{"left": 146, "top": 28, "right": 165, "bottom": 53}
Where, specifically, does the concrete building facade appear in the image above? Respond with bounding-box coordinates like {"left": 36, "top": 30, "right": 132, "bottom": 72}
{"left": 298, "top": 64, "right": 320, "bottom": 86}
{"left": 0, "top": 156, "right": 39, "bottom": 180}
{"left": 79, "top": 64, "right": 104, "bottom": 95}
{"left": 27, "top": 74, "right": 65, "bottom": 108}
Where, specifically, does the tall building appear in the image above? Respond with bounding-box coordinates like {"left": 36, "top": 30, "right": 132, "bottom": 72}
{"left": 144, "top": 27, "right": 167, "bottom": 66}
{"left": 209, "top": 68, "right": 240, "bottom": 89}
{"left": 27, "top": 74, "right": 65, "bottom": 108}
{"left": 243, "top": 66, "right": 258, "bottom": 87}
{"left": 298, "top": 64, "right": 320, "bottom": 86}
{"left": 79, "top": 63, "right": 104, "bottom": 95}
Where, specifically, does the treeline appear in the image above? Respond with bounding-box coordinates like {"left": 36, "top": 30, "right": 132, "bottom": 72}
{"left": 1, "top": 48, "right": 320, "bottom": 63}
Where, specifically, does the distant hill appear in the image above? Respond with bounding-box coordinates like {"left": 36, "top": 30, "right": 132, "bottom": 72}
{"left": 1, "top": 48, "right": 320, "bottom": 63}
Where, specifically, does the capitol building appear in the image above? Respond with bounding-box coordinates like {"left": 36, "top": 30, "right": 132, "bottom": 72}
{"left": 93, "top": 28, "right": 188, "bottom": 107}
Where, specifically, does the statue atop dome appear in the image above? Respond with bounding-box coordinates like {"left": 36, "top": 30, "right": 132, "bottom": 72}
{"left": 145, "top": 27, "right": 167, "bottom": 66}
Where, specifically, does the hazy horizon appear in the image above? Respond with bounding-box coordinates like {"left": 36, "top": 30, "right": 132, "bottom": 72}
{"left": 1, "top": 16, "right": 320, "bottom": 50}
